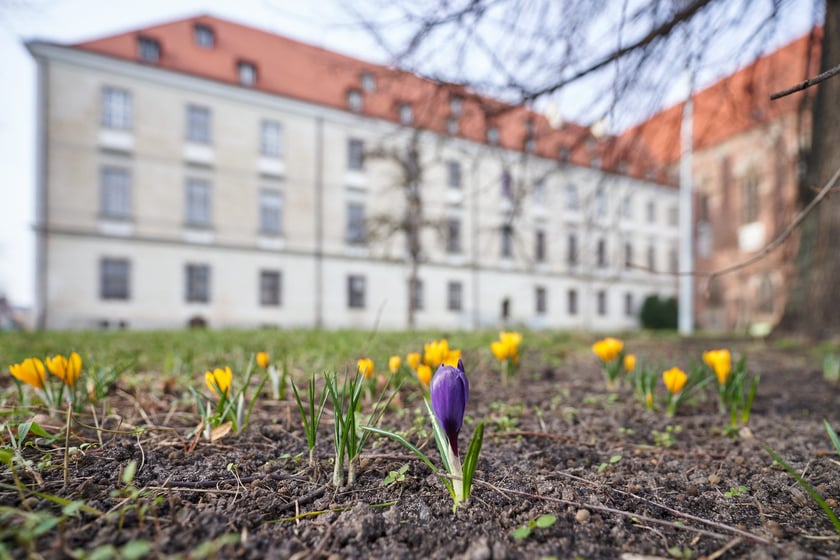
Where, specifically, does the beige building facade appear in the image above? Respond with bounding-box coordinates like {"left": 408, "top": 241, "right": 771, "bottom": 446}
{"left": 27, "top": 16, "right": 678, "bottom": 330}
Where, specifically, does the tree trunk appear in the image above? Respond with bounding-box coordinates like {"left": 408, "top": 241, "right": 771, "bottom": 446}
{"left": 777, "top": 0, "right": 840, "bottom": 338}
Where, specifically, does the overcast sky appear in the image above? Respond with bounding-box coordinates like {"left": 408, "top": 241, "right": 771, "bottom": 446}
{"left": 0, "top": 0, "right": 816, "bottom": 308}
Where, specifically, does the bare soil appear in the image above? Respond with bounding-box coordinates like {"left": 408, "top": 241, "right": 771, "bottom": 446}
{"left": 4, "top": 338, "right": 840, "bottom": 559}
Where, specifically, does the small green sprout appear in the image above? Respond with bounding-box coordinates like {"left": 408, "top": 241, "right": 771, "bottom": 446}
{"left": 723, "top": 485, "right": 749, "bottom": 499}
{"left": 652, "top": 424, "right": 682, "bottom": 448}
{"left": 512, "top": 514, "right": 557, "bottom": 540}
{"left": 597, "top": 455, "right": 622, "bottom": 474}
{"left": 381, "top": 464, "right": 410, "bottom": 487}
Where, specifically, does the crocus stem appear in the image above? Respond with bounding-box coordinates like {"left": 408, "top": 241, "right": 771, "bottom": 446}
{"left": 450, "top": 455, "right": 464, "bottom": 508}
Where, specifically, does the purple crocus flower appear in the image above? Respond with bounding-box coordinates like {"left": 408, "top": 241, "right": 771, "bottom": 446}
{"left": 430, "top": 359, "right": 469, "bottom": 456}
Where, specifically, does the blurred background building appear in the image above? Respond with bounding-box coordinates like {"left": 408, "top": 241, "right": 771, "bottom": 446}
{"left": 26, "top": 14, "right": 678, "bottom": 330}
{"left": 626, "top": 30, "right": 819, "bottom": 335}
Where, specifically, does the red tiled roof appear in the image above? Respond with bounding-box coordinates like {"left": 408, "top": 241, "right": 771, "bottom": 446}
{"left": 74, "top": 15, "right": 655, "bottom": 177}
{"left": 620, "top": 29, "right": 821, "bottom": 167}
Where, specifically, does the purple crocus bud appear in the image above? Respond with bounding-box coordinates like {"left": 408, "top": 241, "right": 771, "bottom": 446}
{"left": 430, "top": 359, "right": 469, "bottom": 456}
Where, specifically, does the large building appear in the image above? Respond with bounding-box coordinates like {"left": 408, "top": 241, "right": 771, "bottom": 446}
{"left": 27, "top": 15, "right": 678, "bottom": 330}
{"left": 625, "top": 30, "right": 820, "bottom": 333}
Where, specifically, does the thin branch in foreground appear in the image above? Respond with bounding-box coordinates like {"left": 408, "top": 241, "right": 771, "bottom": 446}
{"left": 770, "top": 62, "right": 840, "bottom": 100}
{"left": 475, "top": 479, "right": 771, "bottom": 544}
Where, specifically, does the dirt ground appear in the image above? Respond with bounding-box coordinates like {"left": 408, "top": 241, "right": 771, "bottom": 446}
{"left": 4, "top": 338, "right": 840, "bottom": 559}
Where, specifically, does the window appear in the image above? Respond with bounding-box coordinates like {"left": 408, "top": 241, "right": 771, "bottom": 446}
{"left": 446, "top": 218, "right": 461, "bottom": 253}
{"left": 646, "top": 200, "right": 656, "bottom": 223}
{"left": 535, "top": 286, "right": 547, "bottom": 314}
{"left": 449, "top": 96, "right": 463, "bottom": 117}
{"left": 260, "top": 120, "right": 283, "bottom": 157}
{"left": 758, "top": 274, "right": 774, "bottom": 314}
{"left": 624, "top": 292, "right": 634, "bottom": 317}
{"left": 567, "top": 234, "right": 578, "bottom": 265}
{"left": 446, "top": 117, "right": 459, "bottom": 135}
{"left": 410, "top": 278, "right": 424, "bottom": 311}
{"left": 101, "top": 87, "right": 132, "bottom": 130}
{"left": 348, "top": 138, "right": 364, "bottom": 170}
{"left": 447, "top": 160, "right": 462, "bottom": 188}
{"left": 100, "top": 258, "right": 130, "bottom": 300}
{"left": 595, "top": 189, "right": 606, "bottom": 217}
{"left": 137, "top": 37, "right": 160, "bottom": 62}
{"left": 360, "top": 72, "right": 376, "bottom": 92}
{"left": 346, "top": 202, "right": 366, "bottom": 245}
{"left": 597, "top": 290, "right": 607, "bottom": 316}
{"left": 447, "top": 281, "right": 463, "bottom": 311}
{"left": 524, "top": 137, "right": 535, "bottom": 153}
{"left": 501, "top": 170, "right": 513, "bottom": 199}
{"left": 238, "top": 61, "right": 257, "bottom": 86}
{"left": 566, "top": 184, "right": 579, "bottom": 210}
{"left": 567, "top": 289, "right": 578, "bottom": 315}
{"left": 647, "top": 244, "right": 656, "bottom": 271}
{"left": 669, "top": 246, "right": 679, "bottom": 274}
{"left": 185, "top": 264, "right": 210, "bottom": 303}
{"left": 186, "top": 105, "right": 211, "bottom": 144}
{"left": 743, "top": 174, "right": 760, "bottom": 223}
{"left": 398, "top": 103, "right": 413, "bottom": 125}
{"left": 486, "top": 126, "right": 499, "bottom": 145}
{"left": 535, "top": 229, "right": 546, "bottom": 262}
{"left": 260, "top": 270, "right": 282, "bottom": 306}
{"left": 622, "top": 196, "right": 632, "bottom": 219}
{"left": 533, "top": 179, "right": 545, "bottom": 204}
{"left": 624, "top": 242, "right": 633, "bottom": 269}
{"left": 597, "top": 238, "right": 606, "bottom": 267}
{"left": 185, "top": 179, "right": 212, "bottom": 227}
{"left": 668, "top": 205, "right": 679, "bottom": 226}
{"left": 194, "top": 24, "right": 215, "bottom": 47}
{"left": 100, "top": 167, "right": 131, "bottom": 219}
{"left": 347, "top": 89, "right": 363, "bottom": 113}
{"left": 501, "top": 224, "right": 513, "bottom": 258}
{"left": 259, "top": 190, "right": 283, "bottom": 234}
{"left": 347, "top": 275, "right": 366, "bottom": 308}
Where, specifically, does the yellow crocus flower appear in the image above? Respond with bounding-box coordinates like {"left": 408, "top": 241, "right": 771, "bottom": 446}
{"left": 46, "top": 352, "right": 83, "bottom": 387}
{"left": 205, "top": 367, "right": 233, "bottom": 399}
{"left": 389, "top": 355, "right": 401, "bottom": 374}
{"left": 424, "top": 339, "right": 450, "bottom": 367}
{"left": 10, "top": 358, "right": 46, "bottom": 389}
{"left": 592, "top": 337, "right": 624, "bottom": 362}
{"left": 406, "top": 352, "right": 421, "bottom": 370}
{"left": 491, "top": 340, "right": 509, "bottom": 361}
{"left": 416, "top": 364, "right": 432, "bottom": 386}
{"left": 703, "top": 349, "right": 732, "bottom": 385}
{"left": 662, "top": 367, "right": 688, "bottom": 395}
{"left": 442, "top": 349, "right": 462, "bottom": 367}
{"left": 357, "top": 358, "right": 374, "bottom": 379}
{"left": 256, "top": 351, "right": 270, "bottom": 369}
{"left": 623, "top": 354, "right": 636, "bottom": 372}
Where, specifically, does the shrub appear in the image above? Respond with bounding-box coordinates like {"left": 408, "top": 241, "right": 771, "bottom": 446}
{"left": 640, "top": 295, "right": 678, "bottom": 329}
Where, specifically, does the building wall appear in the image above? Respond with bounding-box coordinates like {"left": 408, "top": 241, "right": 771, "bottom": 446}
{"left": 32, "top": 43, "right": 679, "bottom": 331}
{"left": 692, "top": 111, "right": 804, "bottom": 333}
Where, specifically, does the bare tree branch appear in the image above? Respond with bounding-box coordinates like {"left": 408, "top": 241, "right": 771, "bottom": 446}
{"left": 770, "top": 61, "right": 840, "bottom": 99}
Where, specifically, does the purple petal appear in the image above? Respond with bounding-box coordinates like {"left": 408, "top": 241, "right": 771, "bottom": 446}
{"left": 430, "top": 362, "right": 469, "bottom": 456}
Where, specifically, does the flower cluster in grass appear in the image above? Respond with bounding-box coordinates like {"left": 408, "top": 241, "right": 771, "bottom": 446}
{"left": 703, "top": 349, "right": 759, "bottom": 432}
{"left": 591, "top": 337, "right": 627, "bottom": 389}
{"left": 7, "top": 352, "right": 114, "bottom": 411}
{"left": 490, "top": 331, "right": 522, "bottom": 385}
{"left": 192, "top": 355, "right": 268, "bottom": 441}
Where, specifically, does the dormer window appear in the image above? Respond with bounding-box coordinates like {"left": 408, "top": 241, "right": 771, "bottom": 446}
{"left": 446, "top": 117, "right": 459, "bottom": 135}
{"left": 398, "top": 103, "right": 413, "bottom": 125}
{"left": 486, "top": 126, "right": 499, "bottom": 146}
{"left": 194, "top": 24, "right": 215, "bottom": 48}
{"left": 558, "top": 147, "right": 570, "bottom": 162}
{"left": 524, "top": 136, "right": 535, "bottom": 153}
{"left": 347, "top": 89, "right": 363, "bottom": 113}
{"left": 138, "top": 36, "right": 160, "bottom": 63}
{"left": 449, "top": 96, "right": 463, "bottom": 117}
{"left": 360, "top": 72, "right": 376, "bottom": 93}
{"left": 238, "top": 61, "right": 257, "bottom": 87}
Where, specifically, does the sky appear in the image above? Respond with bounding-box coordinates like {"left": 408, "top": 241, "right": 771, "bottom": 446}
{"left": 0, "top": 0, "right": 818, "bottom": 309}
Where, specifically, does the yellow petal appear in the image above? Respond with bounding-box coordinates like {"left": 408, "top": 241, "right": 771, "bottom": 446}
{"left": 662, "top": 367, "right": 687, "bottom": 395}
{"left": 623, "top": 354, "right": 636, "bottom": 372}
{"left": 389, "top": 355, "right": 401, "bottom": 374}
{"left": 491, "top": 340, "right": 508, "bottom": 361}
{"left": 416, "top": 364, "right": 432, "bottom": 386}
{"left": 11, "top": 358, "right": 46, "bottom": 389}
{"left": 406, "top": 352, "right": 421, "bottom": 370}
{"left": 256, "top": 352, "right": 270, "bottom": 369}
